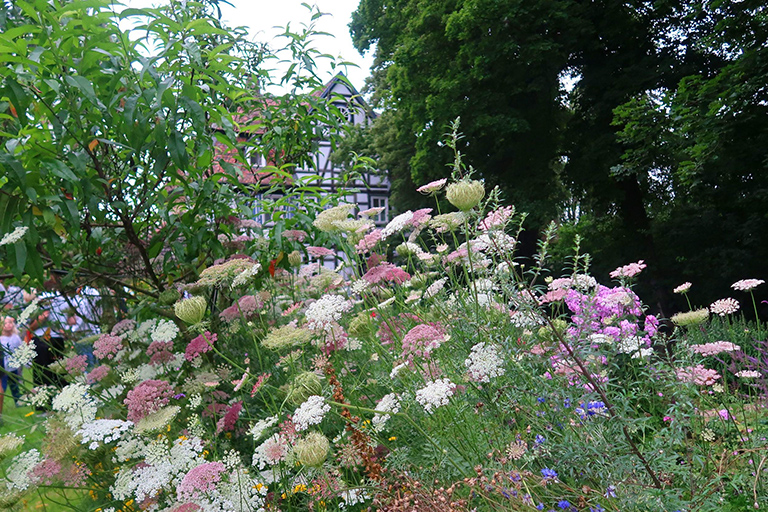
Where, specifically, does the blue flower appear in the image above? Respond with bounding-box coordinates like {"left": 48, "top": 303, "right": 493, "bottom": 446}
{"left": 536, "top": 504, "right": 544, "bottom": 511}
{"left": 535, "top": 434, "right": 546, "bottom": 445}
{"left": 537, "top": 396, "right": 547, "bottom": 403}
{"left": 604, "top": 485, "right": 617, "bottom": 498}
{"left": 557, "top": 500, "right": 571, "bottom": 509}
{"left": 590, "top": 506, "right": 605, "bottom": 512}
{"left": 563, "top": 398, "right": 571, "bottom": 408}
{"left": 541, "top": 468, "right": 558, "bottom": 480}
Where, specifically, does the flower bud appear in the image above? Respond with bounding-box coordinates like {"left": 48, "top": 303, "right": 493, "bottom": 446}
{"left": 287, "top": 372, "right": 323, "bottom": 406}
{"left": 293, "top": 432, "right": 330, "bottom": 467}
{"left": 174, "top": 296, "right": 207, "bottom": 325}
{"left": 446, "top": 180, "right": 485, "bottom": 211}
{"left": 287, "top": 250, "right": 302, "bottom": 267}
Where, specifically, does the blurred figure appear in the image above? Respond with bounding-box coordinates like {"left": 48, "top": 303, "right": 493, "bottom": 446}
{"left": 0, "top": 316, "right": 23, "bottom": 421}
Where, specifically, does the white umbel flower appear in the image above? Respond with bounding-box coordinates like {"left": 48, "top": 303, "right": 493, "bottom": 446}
{"left": 6, "top": 449, "right": 41, "bottom": 490}
{"left": 7, "top": 340, "right": 36, "bottom": 369}
{"left": 381, "top": 211, "right": 413, "bottom": 240}
{"left": 415, "top": 378, "right": 456, "bottom": 413}
{"left": 372, "top": 393, "right": 400, "bottom": 430}
{"left": 0, "top": 226, "right": 28, "bottom": 246}
{"left": 305, "top": 294, "right": 351, "bottom": 332}
{"left": 232, "top": 262, "right": 262, "bottom": 289}
{"left": 51, "top": 383, "right": 98, "bottom": 429}
{"left": 151, "top": 319, "right": 179, "bottom": 343}
{"left": 77, "top": 419, "right": 134, "bottom": 450}
{"left": 292, "top": 395, "right": 330, "bottom": 431}
{"left": 465, "top": 343, "right": 505, "bottom": 383}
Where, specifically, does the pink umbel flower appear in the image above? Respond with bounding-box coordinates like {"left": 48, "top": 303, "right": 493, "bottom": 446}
{"left": 710, "top": 298, "right": 740, "bottom": 316}
{"left": 731, "top": 279, "right": 765, "bottom": 292}
{"left": 609, "top": 260, "right": 647, "bottom": 279}
{"left": 362, "top": 262, "right": 411, "bottom": 285}
{"left": 252, "top": 434, "right": 289, "bottom": 469}
{"left": 416, "top": 178, "right": 447, "bottom": 194}
{"left": 676, "top": 365, "right": 721, "bottom": 386}
{"left": 86, "top": 364, "right": 110, "bottom": 384}
{"left": 690, "top": 341, "right": 741, "bottom": 356}
{"left": 63, "top": 355, "right": 88, "bottom": 375}
{"left": 146, "top": 340, "right": 174, "bottom": 366}
{"left": 176, "top": 462, "right": 226, "bottom": 501}
{"left": 307, "top": 246, "right": 335, "bottom": 258}
{"left": 219, "top": 295, "right": 263, "bottom": 323}
{"left": 93, "top": 333, "right": 123, "bottom": 360}
{"left": 673, "top": 282, "right": 692, "bottom": 294}
{"left": 408, "top": 208, "right": 433, "bottom": 228}
{"left": 356, "top": 229, "right": 383, "bottom": 254}
{"left": 124, "top": 379, "right": 173, "bottom": 422}
{"left": 30, "top": 459, "right": 62, "bottom": 485}
{"left": 479, "top": 206, "right": 515, "bottom": 231}
{"left": 111, "top": 319, "right": 136, "bottom": 336}
{"left": 283, "top": 229, "right": 308, "bottom": 242}
{"left": 185, "top": 332, "right": 217, "bottom": 362}
{"left": 401, "top": 324, "right": 448, "bottom": 360}
{"left": 250, "top": 373, "right": 271, "bottom": 397}
{"left": 216, "top": 401, "right": 243, "bottom": 434}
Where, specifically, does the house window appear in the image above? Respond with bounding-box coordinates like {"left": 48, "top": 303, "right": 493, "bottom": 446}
{"left": 371, "top": 196, "right": 389, "bottom": 224}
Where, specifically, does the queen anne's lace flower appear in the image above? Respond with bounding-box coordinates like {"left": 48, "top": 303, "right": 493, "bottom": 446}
{"left": 415, "top": 378, "right": 456, "bottom": 413}
{"left": 6, "top": 449, "right": 42, "bottom": 490}
{"left": 77, "top": 419, "right": 134, "bottom": 450}
{"left": 416, "top": 178, "right": 447, "bottom": 194}
{"left": 305, "top": 295, "right": 351, "bottom": 332}
{"left": 231, "top": 262, "right": 262, "bottom": 288}
{"left": 731, "top": 279, "right": 764, "bottom": 292}
{"left": 673, "top": 282, "right": 692, "bottom": 294}
{"left": 52, "top": 383, "right": 98, "bottom": 429}
{"left": 689, "top": 341, "right": 741, "bottom": 356}
{"left": 372, "top": 393, "right": 400, "bottom": 429}
{"left": 313, "top": 204, "right": 355, "bottom": 232}
{"left": 8, "top": 340, "right": 36, "bottom": 369}
{"left": 248, "top": 416, "right": 280, "bottom": 441}
{"left": 710, "top": 298, "right": 740, "bottom": 316}
{"left": 676, "top": 365, "right": 721, "bottom": 386}
{"left": 671, "top": 308, "right": 709, "bottom": 326}
{"left": 292, "top": 395, "right": 330, "bottom": 431}
{"left": 609, "top": 260, "right": 647, "bottom": 279}
{"left": 381, "top": 210, "right": 414, "bottom": 240}
{"left": 465, "top": 343, "right": 505, "bottom": 383}
{"left": 16, "top": 297, "right": 40, "bottom": 327}
{"left": 252, "top": 433, "right": 289, "bottom": 469}
{"left": 152, "top": 320, "right": 180, "bottom": 343}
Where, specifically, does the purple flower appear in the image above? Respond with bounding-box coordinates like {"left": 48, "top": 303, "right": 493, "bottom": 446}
{"left": 541, "top": 468, "right": 558, "bottom": 480}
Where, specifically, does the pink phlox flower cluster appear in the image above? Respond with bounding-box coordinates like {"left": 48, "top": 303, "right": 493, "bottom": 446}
{"left": 176, "top": 462, "right": 226, "bottom": 502}
{"left": 124, "top": 379, "right": 173, "bottom": 422}
{"left": 609, "top": 260, "right": 647, "bottom": 279}
{"left": 146, "top": 340, "right": 174, "bottom": 366}
{"left": 731, "top": 279, "right": 764, "bottom": 292}
{"left": 479, "top": 206, "right": 515, "bottom": 231}
{"left": 111, "top": 319, "right": 136, "bottom": 336}
{"left": 308, "top": 246, "right": 335, "bottom": 258}
{"left": 93, "top": 334, "right": 123, "bottom": 360}
{"left": 676, "top": 365, "right": 721, "bottom": 386}
{"left": 219, "top": 295, "right": 262, "bottom": 323}
{"left": 356, "top": 229, "right": 382, "bottom": 254}
{"left": 690, "top": 341, "right": 741, "bottom": 356}
{"left": 710, "top": 297, "right": 740, "bottom": 316}
{"left": 416, "top": 178, "right": 447, "bottom": 194}
{"left": 401, "top": 323, "right": 448, "bottom": 360}
{"left": 362, "top": 262, "right": 411, "bottom": 285}
{"left": 63, "top": 355, "right": 88, "bottom": 375}
{"left": 185, "top": 332, "right": 217, "bottom": 362}
{"left": 216, "top": 401, "right": 243, "bottom": 434}
{"left": 85, "top": 364, "right": 110, "bottom": 384}
{"left": 283, "top": 229, "right": 307, "bottom": 242}
{"left": 644, "top": 315, "right": 660, "bottom": 337}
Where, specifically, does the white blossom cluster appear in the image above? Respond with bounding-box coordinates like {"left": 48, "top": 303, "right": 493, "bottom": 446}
{"left": 305, "top": 295, "right": 351, "bottom": 332}
{"left": 16, "top": 297, "right": 41, "bottom": 326}
{"left": 216, "top": 469, "right": 268, "bottom": 512}
{"left": 231, "top": 262, "right": 262, "bottom": 289}
{"left": 509, "top": 310, "right": 544, "bottom": 329}
{"left": 292, "top": 395, "right": 330, "bottom": 431}
{"left": 252, "top": 433, "right": 289, "bottom": 470}
{"left": 248, "top": 415, "right": 279, "bottom": 441}
{"left": 381, "top": 210, "right": 413, "bottom": 240}
{"left": 6, "top": 449, "right": 42, "bottom": 490}
{"left": 51, "top": 383, "right": 98, "bottom": 429}
{"left": 134, "top": 319, "right": 159, "bottom": 341}
{"left": 151, "top": 319, "right": 180, "bottom": 343}
{"left": 464, "top": 343, "right": 506, "bottom": 383}
{"left": 617, "top": 336, "right": 652, "bottom": 359}
{"left": 0, "top": 226, "right": 28, "bottom": 246}
{"left": 423, "top": 277, "right": 448, "bottom": 299}
{"left": 372, "top": 393, "right": 400, "bottom": 430}
{"left": 77, "top": 419, "right": 134, "bottom": 450}
{"left": 8, "top": 340, "right": 36, "bottom": 370}
{"left": 415, "top": 378, "right": 456, "bottom": 413}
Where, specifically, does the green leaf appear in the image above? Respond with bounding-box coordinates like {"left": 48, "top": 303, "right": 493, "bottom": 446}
{"left": 168, "top": 130, "right": 189, "bottom": 170}
{"left": 3, "top": 77, "right": 30, "bottom": 127}
{"left": 14, "top": 240, "right": 27, "bottom": 277}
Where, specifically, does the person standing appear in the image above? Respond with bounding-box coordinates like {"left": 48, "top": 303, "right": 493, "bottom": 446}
{"left": 0, "top": 316, "right": 23, "bottom": 413}
{"left": 28, "top": 275, "right": 68, "bottom": 389}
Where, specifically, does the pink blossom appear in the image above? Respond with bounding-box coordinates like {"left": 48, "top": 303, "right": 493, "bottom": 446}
{"left": 30, "top": 459, "right": 62, "bottom": 485}
{"left": 86, "top": 364, "right": 110, "bottom": 384}
{"left": 408, "top": 208, "right": 433, "bottom": 228}
{"left": 170, "top": 504, "right": 202, "bottom": 512}
{"left": 609, "top": 260, "right": 647, "bottom": 279}
{"left": 689, "top": 341, "right": 741, "bottom": 356}
{"left": 93, "top": 333, "right": 123, "bottom": 360}
{"left": 416, "top": 178, "right": 447, "bottom": 194}
{"left": 219, "top": 295, "right": 263, "bottom": 323}
{"left": 176, "top": 462, "right": 226, "bottom": 501}
{"left": 362, "top": 262, "right": 411, "bottom": 285}
{"left": 185, "top": 332, "right": 217, "bottom": 361}
{"left": 216, "top": 401, "right": 243, "bottom": 434}
{"left": 401, "top": 324, "right": 448, "bottom": 360}
{"left": 356, "top": 229, "right": 382, "bottom": 254}
{"left": 307, "top": 246, "right": 335, "bottom": 258}
{"left": 111, "top": 319, "right": 136, "bottom": 336}
{"left": 479, "top": 206, "right": 515, "bottom": 231}
{"left": 124, "top": 379, "right": 173, "bottom": 422}
{"left": 147, "top": 340, "right": 175, "bottom": 365}
{"left": 676, "top": 365, "right": 721, "bottom": 386}
{"left": 250, "top": 373, "right": 271, "bottom": 397}
{"left": 718, "top": 409, "right": 730, "bottom": 420}
{"left": 63, "top": 354, "right": 88, "bottom": 375}
{"left": 283, "top": 229, "right": 307, "bottom": 242}
{"left": 539, "top": 289, "right": 567, "bottom": 304}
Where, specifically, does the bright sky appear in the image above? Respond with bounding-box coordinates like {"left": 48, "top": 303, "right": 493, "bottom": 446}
{"left": 122, "top": 0, "right": 374, "bottom": 92}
